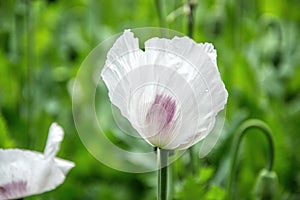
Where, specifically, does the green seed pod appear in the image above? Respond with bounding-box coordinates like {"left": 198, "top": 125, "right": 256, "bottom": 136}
{"left": 253, "top": 169, "right": 278, "bottom": 200}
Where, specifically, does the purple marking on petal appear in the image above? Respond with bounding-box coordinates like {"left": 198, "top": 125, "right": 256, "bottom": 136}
{"left": 146, "top": 94, "right": 176, "bottom": 130}
{"left": 0, "top": 180, "right": 27, "bottom": 199}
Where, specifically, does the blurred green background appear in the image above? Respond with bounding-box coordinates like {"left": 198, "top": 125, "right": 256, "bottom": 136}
{"left": 0, "top": 0, "right": 300, "bottom": 199}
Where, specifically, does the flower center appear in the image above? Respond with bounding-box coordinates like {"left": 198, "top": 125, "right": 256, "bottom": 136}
{"left": 146, "top": 94, "right": 176, "bottom": 132}
{"left": 0, "top": 180, "right": 27, "bottom": 199}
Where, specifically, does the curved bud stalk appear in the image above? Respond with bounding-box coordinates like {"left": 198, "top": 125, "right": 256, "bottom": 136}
{"left": 227, "top": 119, "right": 276, "bottom": 200}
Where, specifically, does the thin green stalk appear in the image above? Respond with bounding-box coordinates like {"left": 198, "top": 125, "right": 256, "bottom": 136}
{"left": 155, "top": 0, "right": 167, "bottom": 28}
{"left": 158, "top": 148, "right": 169, "bottom": 200}
{"left": 186, "top": 0, "right": 197, "bottom": 175}
{"left": 25, "top": 0, "right": 34, "bottom": 148}
{"left": 227, "top": 119, "right": 275, "bottom": 199}
{"left": 187, "top": 0, "right": 197, "bottom": 38}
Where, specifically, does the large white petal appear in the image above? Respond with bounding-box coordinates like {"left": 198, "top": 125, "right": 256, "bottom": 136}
{"left": 101, "top": 30, "right": 143, "bottom": 119}
{"left": 145, "top": 36, "right": 227, "bottom": 114}
{"left": 143, "top": 36, "right": 227, "bottom": 149}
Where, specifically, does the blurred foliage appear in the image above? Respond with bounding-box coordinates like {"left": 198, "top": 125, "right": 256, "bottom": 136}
{"left": 175, "top": 167, "right": 226, "bottom": 200}
{"left": 0, "top": 0, "right": 300, "bottom": 199}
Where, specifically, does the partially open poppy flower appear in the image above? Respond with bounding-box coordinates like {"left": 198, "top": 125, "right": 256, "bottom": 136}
{"left": 0, "top": 123, "right": 75, "bottom": 199}
{"left": 101, "top": 30, "right": 228, "bottom": 150}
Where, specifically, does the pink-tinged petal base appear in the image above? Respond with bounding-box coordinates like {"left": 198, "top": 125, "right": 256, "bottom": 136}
{"left": 0, "top": 180, "right": 27, "bottom": 199}
{"left": 145, "top": 94, "right": 176, "bottom": 142}
{"left": 146, "top": 95, "right": 176, "bottom": 129}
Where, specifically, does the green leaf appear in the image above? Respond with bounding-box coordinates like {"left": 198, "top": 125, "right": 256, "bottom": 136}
{"left": 204, "top": 185, "right": 226, "bottom": 200}
{"left": 0, "top": 113, "right": 15, "bottom": 148}
{"left": 176, "top": 175, "right": 205, "bottom": 200}
{"left": 199, "top": 167, "right": 214, "bottom": 183}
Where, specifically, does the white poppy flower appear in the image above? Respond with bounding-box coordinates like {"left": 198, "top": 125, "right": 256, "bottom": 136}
{"left": 101, "top": 30, "right": 228, "bottom": 150}
{"left": 0, "top": 123, "right": 75, "bottom": 200}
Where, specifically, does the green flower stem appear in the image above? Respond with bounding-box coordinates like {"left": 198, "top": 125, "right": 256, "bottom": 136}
{"left": 155, "top": 0, "right": 167, "bottom": 28}
{"left": 188, "top": 146, "right": 196, "bottom": 175}
{"left": 227, "top": 119, "right": 275, "bottom": 199}
{"left": 158, "top": 148, "right": 169, "bottom": 200}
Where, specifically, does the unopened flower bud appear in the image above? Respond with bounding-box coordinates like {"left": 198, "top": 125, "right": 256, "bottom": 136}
{"left": 253, "top": 169, "right": 278, "bottom": 200}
